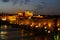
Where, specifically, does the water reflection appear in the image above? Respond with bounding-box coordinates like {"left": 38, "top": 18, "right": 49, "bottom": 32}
{"left": 0, "top": 25, "right": 60, "bottom": 40}
{"left": 0, "top": 34, "right": 8, "bottom": 39}
{"left": 1, "top": 25, "right": 7, "bottom": 29}
{"left": 0, "top": 31, "right": 7, "bottom": 34}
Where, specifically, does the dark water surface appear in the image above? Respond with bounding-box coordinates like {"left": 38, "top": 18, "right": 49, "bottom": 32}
{"left": 0, "top": 25, "right": 60, "bottom": 40}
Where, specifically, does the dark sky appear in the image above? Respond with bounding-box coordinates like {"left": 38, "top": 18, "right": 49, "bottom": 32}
{"left": 0, "top": 0, "right": 60, "bottom": 15}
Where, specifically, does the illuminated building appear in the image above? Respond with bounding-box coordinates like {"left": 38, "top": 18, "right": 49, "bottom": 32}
{"left": 36, "top": 15, "right": 43, "bottom": 18}
{"left": 1, "top": 15, "right": 7, "bottom": 21}
{"left": 7, "top": 16, "right": 16, "bottom": 21}
{"left": 17, "top": 10, "right": 23, "bottom": 17}
{"left": 1, "top": 17, "right": 7, "bottom": 21}
{"left": 25, "top": 10, "right": 33, "bottom": 17}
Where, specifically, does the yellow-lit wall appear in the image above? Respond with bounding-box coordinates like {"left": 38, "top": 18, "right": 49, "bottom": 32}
{"left": 25, "top": 11, "right": 33, "bottom": 17}
{"left": 7, "top": 16, "right": 16, "bottom": 21}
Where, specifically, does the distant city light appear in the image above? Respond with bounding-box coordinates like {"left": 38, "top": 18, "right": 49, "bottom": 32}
{"left": 44, "top": 26, "right": 47, "bottom": 29}
{"left": 35, "top": 26, "right": 39, "bottom": 28}
{"left": 28, "top": 17, "right": 31, "bottom": 19}
{"left": 0, "top": 31, "right": 7, "bottom": 35}
{"left": 0, "top": 10, "right": 60, "bottom": 33}
{"left": 48, "top": 31, "right": 51, "bottom": 33}
{"left": 48, "top": 22, "right": 52, "bottom": 28}
{"left": 1, "top": 25, "right": 7, "bottom": 29}
{"left": 43, "top": 22, "right": 47, "bottom": 25}
{"left": 7, "top": 16, "right": 16, "bottom": 21}
{"left": 57, "top": 28, "right": 60, "bottom": 31}
{"left": 1, "top": 17, "right": 7, "bottom": 21}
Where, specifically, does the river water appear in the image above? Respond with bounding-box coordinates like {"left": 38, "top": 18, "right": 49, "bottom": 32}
{"left": 0, "top": 25, "right": 60, "bottom": 40}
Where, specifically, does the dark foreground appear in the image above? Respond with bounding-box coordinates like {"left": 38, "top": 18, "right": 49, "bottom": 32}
{"left": 0, "top": 24, "right": 60, "bottom": 40}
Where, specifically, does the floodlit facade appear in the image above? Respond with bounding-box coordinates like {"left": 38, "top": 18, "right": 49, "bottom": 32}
{"left": 7, "top": 16, "right": 17, "bottom": 21}
{"left": 25, "top": 10, "right": 33, "bottom": 17}
{"left": 18, "top": 10, "right": 23, "bottom": 16}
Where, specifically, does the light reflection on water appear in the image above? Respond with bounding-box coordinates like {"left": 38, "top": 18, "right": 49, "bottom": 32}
{"left": 0, "top": 25, "right": 60, "bottom": 40}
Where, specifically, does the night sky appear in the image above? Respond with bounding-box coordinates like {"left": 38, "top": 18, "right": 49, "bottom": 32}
{"left": 0, "top": 0, "right": 60, "bottom": 15}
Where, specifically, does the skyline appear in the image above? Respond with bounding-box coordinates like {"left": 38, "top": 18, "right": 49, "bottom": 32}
{"left": 0, "top": 0, "right": 60, "bottom": 15}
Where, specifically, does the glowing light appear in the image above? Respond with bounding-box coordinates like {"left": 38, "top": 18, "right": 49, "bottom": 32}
{"left": 36, "top": 15, "right": 43, "bottom": 18}
{"left": 30, "top": 25, "right": 33, "bottom": 27}
{"left": 43, "top": 22, "right": 47, "bottom": 25}
{"left": 25, "top": 10, "right": 33, "bottom": 17}
{"left": 8, "top": 16, "right": 16, "bottom": 21}
{"left": 35, "top": 26, "right": 39, "bottom": 28}
{"left": 48, "top": 22, "right": 52, "bottom": 28}
{"left": 30, "top": 22, "right": 35, "bottom": 27}
{"left": 30, "top": 25, "right": 34, "bottom": 28}
{"left": 28, "top": 17, "right": 31, "bottom": 19}
{"left": 1, "top": 17, "right": 7, "bottom": 21}
{"left": 18, "top": 12, "right": 23, "bottom": 16}
{"left": 44, "top": 26, "right": 47, "bottom": 29}
{"left": 1, "top": 25, "right": 7, "bottom": 29}
{"left": 38, "top": 23, "right": 41, "bottom": 27}
{"left": 57, "top": 28, "right": 60, "bottom": 31}
{"left": 57, "top": 24, "right": 59, "bottom": 26}
{"left": 57, "top": 19, "right": 60, "bottom": 27}
{"left": 0, "top": 31, "right": 7, "bottom": 34}
{"left": 48, "top": 31, "right": 51, "bottom": 33}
